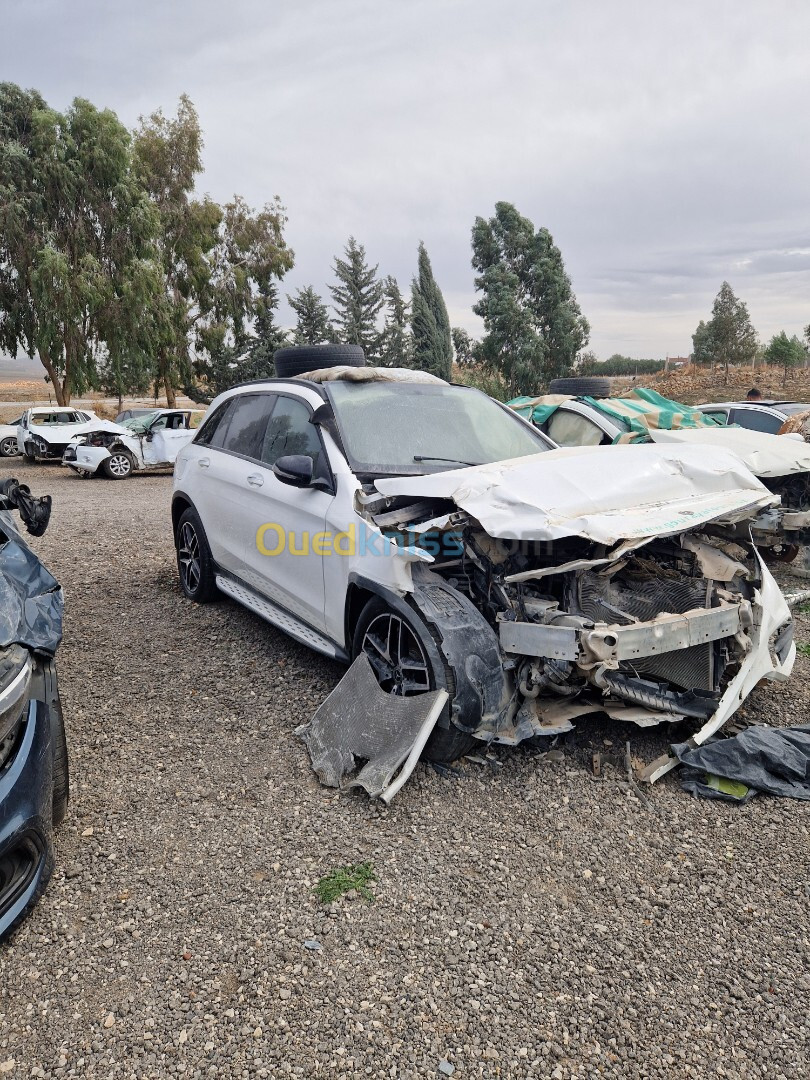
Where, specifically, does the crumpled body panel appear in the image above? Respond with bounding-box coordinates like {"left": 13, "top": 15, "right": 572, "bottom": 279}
{"left": 0, "top": 510, "right": 63, "bottom": 654}
{"left": 375, "top": 443, "right": 776, "bottom": 545}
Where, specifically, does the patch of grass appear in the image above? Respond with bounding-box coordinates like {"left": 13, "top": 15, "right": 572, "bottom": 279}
{"left": 313, "top": 862, "right": 376, "bottom": 904}
{"left": 796, "top": 642, "right": 810, "bottom": 657}
{"left": 798, "top": 604, "right": 810, "bottom": 617}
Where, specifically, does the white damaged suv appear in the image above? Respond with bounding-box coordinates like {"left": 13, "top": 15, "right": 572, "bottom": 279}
{"left": 171, "top": 347, "right": 794, "bottom": 777}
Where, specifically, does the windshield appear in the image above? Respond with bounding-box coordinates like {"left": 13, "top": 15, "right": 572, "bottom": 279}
{"left": 326, "top": 382, "right": 550, "bottom": 476}
{"left": 774, "top": 403, "right": 810, "bottom": 417}
{"left": 120, "top": 410, "right": 161, "bottom": 433}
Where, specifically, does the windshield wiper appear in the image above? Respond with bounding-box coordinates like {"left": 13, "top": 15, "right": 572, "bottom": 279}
{"left": 413, "top": 455, "right": 481, "bottom": 467}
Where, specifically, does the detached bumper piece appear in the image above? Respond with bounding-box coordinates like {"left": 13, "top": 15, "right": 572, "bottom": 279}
{"left": 296, "top": 654, "right": 448, "bottom": 802}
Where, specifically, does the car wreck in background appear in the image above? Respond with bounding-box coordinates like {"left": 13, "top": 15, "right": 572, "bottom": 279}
{"left": 511, "top": 387, "right": 810, "bottom": 563}
{"left": 171, "top": 354, "right": 794, "bottom": 794}
{"left": 0, "top": 477, "right": 67, "bottom": 939}
{"left": 63, "top": 409, "right": 202, "bottom": 479}
{"left": 17, "top": 407, "right": 108, "bottom": 463}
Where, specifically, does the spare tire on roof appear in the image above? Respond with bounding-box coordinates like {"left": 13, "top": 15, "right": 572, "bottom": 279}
{"left": 548, "top": 376, "right": 611, "bottom": 398}
{"left": 273, "top": 344, "right": 366, "bottom": 378}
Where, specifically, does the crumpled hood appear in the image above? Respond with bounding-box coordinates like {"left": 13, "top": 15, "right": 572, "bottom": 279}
{"left": 642, "top": 426, "right": 810, "bottom": 478}
{"left": 65, "top": 419, "right": 132, "bottom": 444}
{"left": 374, "top": 443, "right": 777, "bottom": 545}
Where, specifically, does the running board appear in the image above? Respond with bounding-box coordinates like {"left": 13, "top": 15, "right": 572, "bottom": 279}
{"left": 215, "top": 575, "right": 345, "bottom": 660}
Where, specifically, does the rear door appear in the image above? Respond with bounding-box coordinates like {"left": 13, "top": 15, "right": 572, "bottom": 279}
{"left": 182, "top": 395, "right": 271, "bottom": 574}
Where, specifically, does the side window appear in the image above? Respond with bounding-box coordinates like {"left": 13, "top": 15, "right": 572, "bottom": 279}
{"left": 220, "top": 394, "right": 274, "bottom": 460}
{"left": 194, "top": 400, "right": 235, "bottom": 448}
{"left": 260, "top": 396, "right": 322, "bottom": 470}
{"left": 547, "top": 409, "right": 608, "bottom": 447}
{"left": 701, "top": 410, "right": 728, "bottom": 424}
{"left": 729, "top": 408, "right": 782, "bottom": 434}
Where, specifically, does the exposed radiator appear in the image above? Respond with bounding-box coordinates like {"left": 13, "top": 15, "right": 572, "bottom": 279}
{"left": 577, "top": 570, "right": 716, "bottom": 691}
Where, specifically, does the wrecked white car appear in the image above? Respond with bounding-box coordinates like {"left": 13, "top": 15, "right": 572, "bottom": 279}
{"left": 63, "top": 409, "right": 202, "bottom": 479}
{"left": 171, "top": 355, "right": 794, "bottom": 781}
{"left": 17, "top": 407, "right": 104, "bottom": 462}
{"left": 513, "top": 388, "right": 810, "bottom": 563}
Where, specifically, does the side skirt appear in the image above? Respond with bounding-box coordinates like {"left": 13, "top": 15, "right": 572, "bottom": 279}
{"left": 214, "top": 574, "right": 349, "bottom": 662}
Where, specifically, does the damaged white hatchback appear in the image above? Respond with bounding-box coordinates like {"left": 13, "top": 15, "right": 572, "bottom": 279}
{"left": 171, "top": 350, "right": 794, "bottom": 781}
{"left": 63, "top": 409, "right": 203, "bottom": 479}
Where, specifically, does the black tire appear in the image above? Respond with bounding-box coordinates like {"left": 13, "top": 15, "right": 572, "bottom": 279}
{"left": 548, "top": 376, "right": 611, "bottom": 398}
{"left": 0, "top": 436, "right": 18, "bottom": 457}
{"left": 102, "top": 448, "right": 134, "bottom": 479}
{"left": 23, "top": 453, "right": 36, "bottom": 464}
{"left": 352, "top": 597, "right": 478, "bottom": 763}
{"left": 176, "top": 507, "right": 218, "bottom": 603}
{"left": 49, "top": 701, "right": 69, "bottom": 827}
{"left": 274, "top": 344, "right": 366, "bottom": 379}
{"left": 0, "top": 840, "right": 54, "bottom": 944}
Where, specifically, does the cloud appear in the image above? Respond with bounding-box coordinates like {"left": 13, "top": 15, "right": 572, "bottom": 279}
{"left": 2, "top": 0, "right": 809, "bottom": 359}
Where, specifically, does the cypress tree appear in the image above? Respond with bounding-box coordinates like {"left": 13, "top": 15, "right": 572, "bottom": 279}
{"left": 411, "top": 242, "right": 452, "bottom": 380}
{"left": 289, "top": 285, "right": 334, "bottom": 344}
{"left": 329, "top": 237, "right": 384, "bottom": 358}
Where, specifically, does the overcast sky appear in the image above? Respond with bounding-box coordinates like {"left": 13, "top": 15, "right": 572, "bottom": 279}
{"left": 3, "top": 0, "right": 809, "bottom": 362}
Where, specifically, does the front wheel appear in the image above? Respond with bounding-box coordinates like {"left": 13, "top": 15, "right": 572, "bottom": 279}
{"left": 352, "top": 597, "right": 477, "bottom": 763}
{"left": 176, "top": 507, "right": 218, "bottom": 603}
{"left": 103, "top": 449, "right": 134, "bottom": 479}
{"left": 0, "top": 436, "right": 18, "bottom": 457}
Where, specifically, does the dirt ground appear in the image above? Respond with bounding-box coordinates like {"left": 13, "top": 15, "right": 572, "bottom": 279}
{"left": 0, "top": 460, "right": 809, "bottom": 1079}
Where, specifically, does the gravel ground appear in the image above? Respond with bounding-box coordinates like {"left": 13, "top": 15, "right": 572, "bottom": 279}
{"left": 1, "top": 461, "right": 809, "bottom": 1079}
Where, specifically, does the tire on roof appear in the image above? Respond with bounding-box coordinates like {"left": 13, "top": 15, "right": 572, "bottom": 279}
{"left": 548, "top": 376, "right": 611, "bottom": 397}
{"left": 273, "top": 344, "right": 366, "bottom": 378}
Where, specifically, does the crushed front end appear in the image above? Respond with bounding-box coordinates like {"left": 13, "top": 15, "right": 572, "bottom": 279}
{"left": 365, "top": 445, "right": 795, "bottom": 779}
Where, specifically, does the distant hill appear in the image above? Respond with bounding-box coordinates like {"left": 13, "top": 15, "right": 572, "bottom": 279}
{"left": 0, "top": 354, "right": 43, "bottom": 382}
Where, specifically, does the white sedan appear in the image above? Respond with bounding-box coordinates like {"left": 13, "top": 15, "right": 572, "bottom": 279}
{"left": 0, "top": 417, "right": 23, "bottom": 457}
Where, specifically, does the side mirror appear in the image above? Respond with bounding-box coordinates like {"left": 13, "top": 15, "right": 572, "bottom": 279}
{"left": 273, "top": 455, "right": 313, "bottom": 488}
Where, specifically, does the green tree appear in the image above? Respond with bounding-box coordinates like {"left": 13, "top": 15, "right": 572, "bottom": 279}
{"left": 451, "top": 327, "right": 476, "bottom": 367}
{"left": 329, "top": 237, "right": 384, "bottom": 358}
{"left": 289, "top": 285, "right": 334, "bottom": 345}
{"left": 691, "top": 320, "right": 715, "bottom": 367}
{"left": 763, "top": 331, "right": 807, "bottom": 384}
{"left": 0, "top": 83, "right": 162, "bottom": 404}
{"left": 411, "top": 243, "right": 452, "bottom": 380}
{"left": 239, "top": 281, "right": 287, "bottom": 381}
{"left": 133, "top": 99, "right": 293, "bottom": 404}
{"left": 471, "top": 202, "right": 589, "bottom": 395}
{"left": 695, "top": 282, "right": 758, "bottom": 379}
{"left": 378, "top": 276, "right": 411, "bottom": 367}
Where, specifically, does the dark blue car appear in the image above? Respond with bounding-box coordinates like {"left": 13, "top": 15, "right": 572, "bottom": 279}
{"left": 0, "top": 478, "right": 67, "bottom": 941}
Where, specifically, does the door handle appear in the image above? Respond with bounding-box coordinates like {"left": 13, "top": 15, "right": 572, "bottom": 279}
{"left": 198, "top": 457, "right": 210, "bottom": 468}
{"left": 246, "top": 473, "right": 264, "bottom": 488}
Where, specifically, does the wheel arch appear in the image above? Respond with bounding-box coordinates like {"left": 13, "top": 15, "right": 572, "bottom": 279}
{"left": 171, "top": 492, "right": 194, "bottom": 537}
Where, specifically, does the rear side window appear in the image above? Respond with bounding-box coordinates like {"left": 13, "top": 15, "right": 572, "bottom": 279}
{"left": 729, "top": 408, "right": 783, "bottom": 434}
{"left": 194, "top": 400, "right": 235, "bottom": 447}
{"left": 220, "top": 394, "right": 274, "bottom": 459}
{"left": 260, "top": 396, "right": 322, "bottom": 469}
{"left": 547, "top": 409, "right": 609, "bottom": 447}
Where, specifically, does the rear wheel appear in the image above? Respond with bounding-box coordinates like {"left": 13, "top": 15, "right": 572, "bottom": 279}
{"left": 176, "top": 507, "right": 218, "bottom": 603}
{"left": 0, "top": 436, "right": 18, "bottom": 457}
{"left": 352, "top": 597, "right": 477, "bottom": 763}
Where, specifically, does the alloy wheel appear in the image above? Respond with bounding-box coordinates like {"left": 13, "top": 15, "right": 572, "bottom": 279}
{"left": 178, "top": 522, "right": 201, "bottom": 594}
{"left": 108, "top": 453, "right": 131, "bottom": 477}
{"left": 361, "top": 612, "right": 431, "bottom": 695}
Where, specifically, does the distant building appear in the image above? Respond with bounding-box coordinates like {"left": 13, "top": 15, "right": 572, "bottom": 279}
{"left": 665, "top": 356, "right": 689, "bottom": 369}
